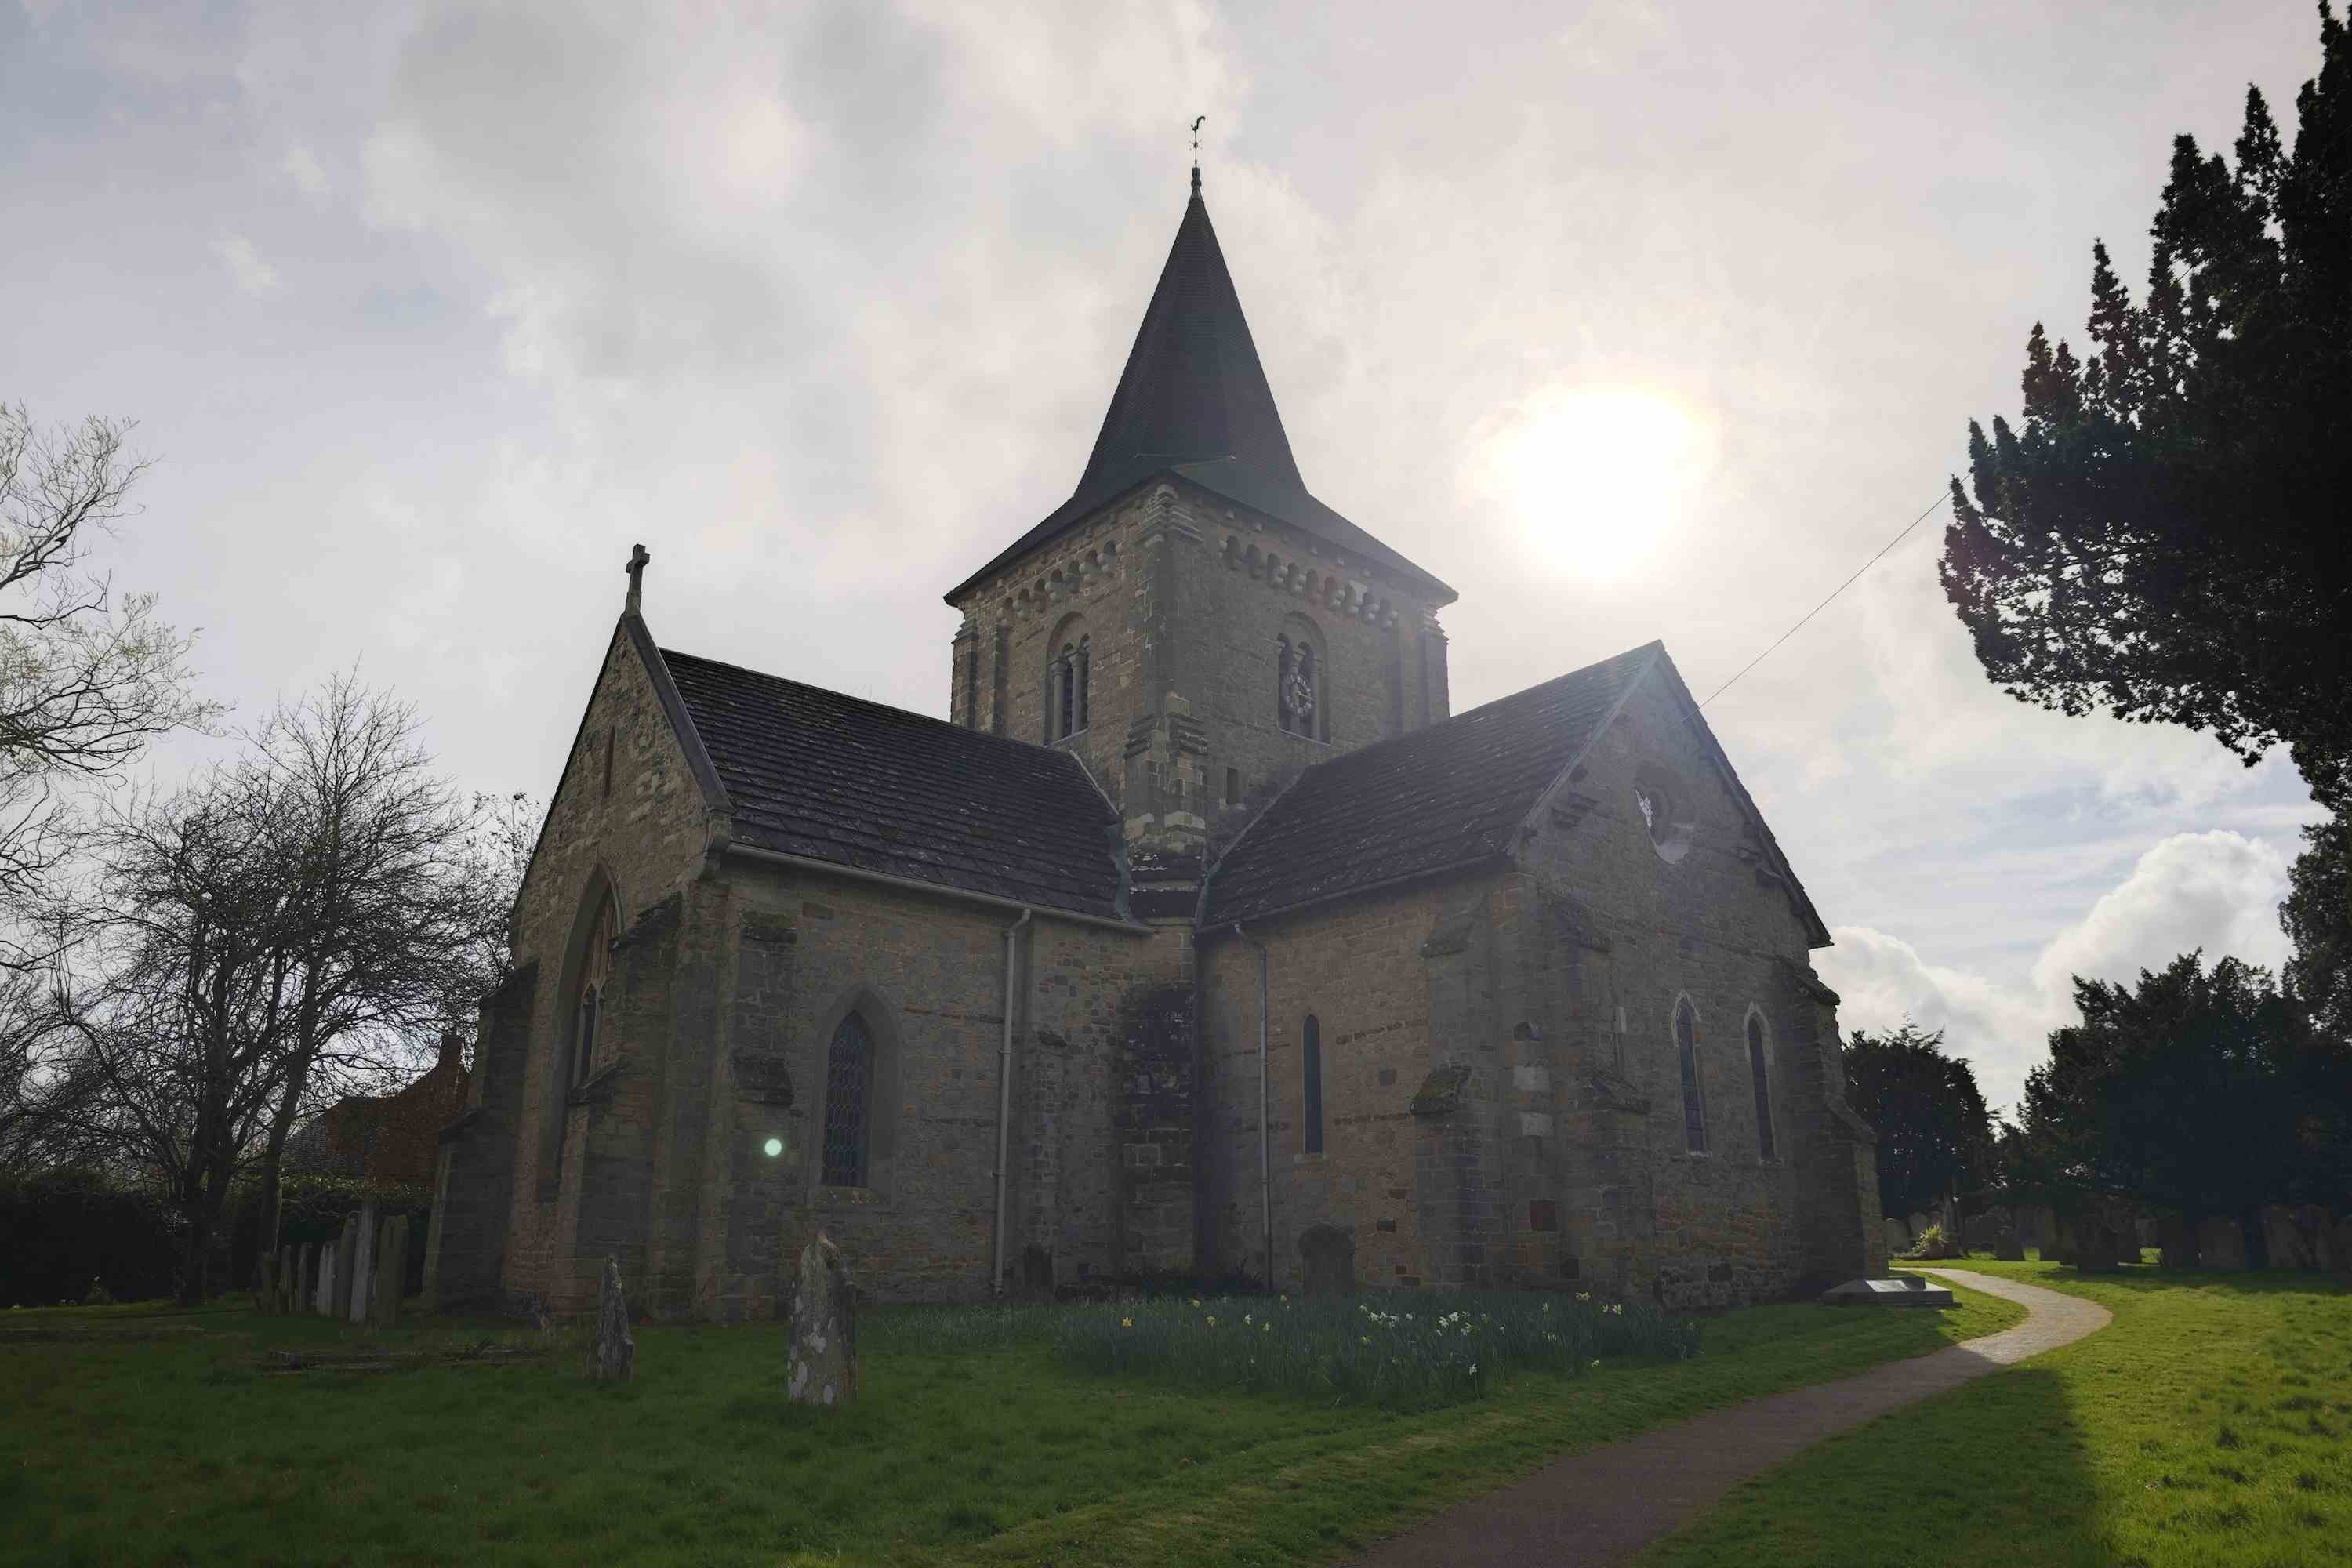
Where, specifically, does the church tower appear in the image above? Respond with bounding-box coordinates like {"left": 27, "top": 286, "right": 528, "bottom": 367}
{"left": 944, "top": 171, "right": 1456, "bottom": 891}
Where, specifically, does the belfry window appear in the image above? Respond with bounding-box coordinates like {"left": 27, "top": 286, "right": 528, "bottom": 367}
{"left": 1302, "top": 1014, "right": 1324, "bottom": 1155}
{"left": 1747, "top": 1013, "right": 1777, "bottom": 1160}
{"left": 1675, "top": 998, "right": 1708, "bottom": 1153}
{"left": 822, "top": 1011, "right": 874, "bottom": 1186}
{"left": 571, "top": 896, "right": 615, "bottom": 1088}
{"left": 1048, "top": 633, "right": 1091, "bottom": 741}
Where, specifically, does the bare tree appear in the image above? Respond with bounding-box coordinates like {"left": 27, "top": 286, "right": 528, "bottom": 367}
{"left": 239, "top": 673, "right": 510, "bottom": 1256}
{"left": 1, "top": 405, "right": 220, "bottom": 962}
{"left": 51, "top": 774, "right": 304, "bottom": 1303}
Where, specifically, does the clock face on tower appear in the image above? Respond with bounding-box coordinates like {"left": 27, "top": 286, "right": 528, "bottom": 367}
{"left": 1283, "top": 667, "right": 1315, "bottom": 725}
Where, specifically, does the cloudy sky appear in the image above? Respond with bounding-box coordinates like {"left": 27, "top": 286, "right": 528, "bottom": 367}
{"left": 4, "top": 0, "right": 2329, "bottom": 1114}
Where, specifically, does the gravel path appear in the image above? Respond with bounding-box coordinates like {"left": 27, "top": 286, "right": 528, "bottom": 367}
{"left": 1344, "top": 1269, "right": 2111, "bottom": 1568}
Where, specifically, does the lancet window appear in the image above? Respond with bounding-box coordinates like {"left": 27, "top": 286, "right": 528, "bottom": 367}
{"left": 1675, "top": 998, "right": 1708, "bottom": 1153}
{"left": 1302, "top": 1014, "right": 1324, "bottom": 1155}
{"left": 1746, "top": 1012, "right": 1777, "bottom": 1160}
{"left": 822, "top": 1011, "right": 875, "bottom": 1186}
{"left": 571, "top": 895, "right": 616, "bottom": 1088}
{"left": 1047, "top": 632, "right": 1091, "bottom": 741}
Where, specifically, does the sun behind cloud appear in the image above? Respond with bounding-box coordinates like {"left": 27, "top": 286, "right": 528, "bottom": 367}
{"left": 1471, "top": 387, "right": 1713, "bottom": 579}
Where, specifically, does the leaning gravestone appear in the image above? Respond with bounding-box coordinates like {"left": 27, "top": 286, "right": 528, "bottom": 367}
{"left": 786, "top": 1232, "right": 857, "bottom": 1408}
{"left": 348, "top": 1203, "right": 378, "bottom": 1325}
{"left": 371, "top": 1216, "right": 408, "bottom": 1329}
{"left": 587, "top": 1256, "right": 635, "bottom": 1383}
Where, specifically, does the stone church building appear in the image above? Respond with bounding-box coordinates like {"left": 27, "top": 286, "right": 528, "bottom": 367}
{"left": 425, "top": 172, "right": 1885, "bottom": 1320}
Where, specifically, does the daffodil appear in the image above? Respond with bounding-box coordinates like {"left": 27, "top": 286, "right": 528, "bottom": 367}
{"left": 1576, "top": 1291, "right": 1591, "bottom": 1303}
{"left": 1192, "top": 1298, "right": 1201, "bottom": 1308}
{"left": 1359, "top": 1334, "right": 1370, "bottom": 1345}
{"left": 1121, "top": 1316, "right": 1133, "bottom": 1328}
{"left": 1206, "top": 1315, "right": 1217, "bottom": 1327}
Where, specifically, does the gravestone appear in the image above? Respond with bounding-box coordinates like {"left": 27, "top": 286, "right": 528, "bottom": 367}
{"left": 1994, "top": 1226, "right": 2025, "bottom": 1261}
{"left": 1298, "top": 1224, "right": 1356, "bottom": 1296}
{"left": 1907, "top": 1211, "right": 1934, "bottom": 1243}
{"left": 348, "top": 1203, "right": 378, "bottom": 1325}
{"left": 316, "top": 1240, "right": 337, "bottom": 1316}
{"left": 1962, "top": 1209, "right": 2005, "bottom": 1253}
{"left": 2159, "top": 1214, "right": 2198, "bottom": 1270}
{"left": 2043, "top": 1215, "right": 2074, "bottom": 1265}
{"left": 372, "top": 1217, "right": 409, "bottom": 1328}
{"left": 786, "top": 1232, "right": 857, "bottom": 1409}
{"left": 2198, "top": 1216, "right": 2248, "bottom": 1270}
{"left": 255, "top": 1253, "right": 274, "bottom": 1313}
{"left": 299, "top": 1243, "right": 316, "bottom": 1315}
{"left": 587, "top": 1256, "right": 635, "bottom": 1383}
{"left": 2074, "top": 1215, "right": 2124, "bottom": 1272}
{"left": 1883, "top": 1217, "right": 1911, "bottom": 1256}
{"left": 332, "top": 1216, "right": 361, "bottom": 1319}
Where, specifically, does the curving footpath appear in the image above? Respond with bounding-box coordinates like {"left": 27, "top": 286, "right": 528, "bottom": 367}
{"left": 1344, "top": 1269, "right": 2111, "bottom": 1568}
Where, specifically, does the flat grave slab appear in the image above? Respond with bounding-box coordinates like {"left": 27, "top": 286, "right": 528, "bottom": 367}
{"left": 1820, "top": 1276, "right": 1955, "bottom": 1308}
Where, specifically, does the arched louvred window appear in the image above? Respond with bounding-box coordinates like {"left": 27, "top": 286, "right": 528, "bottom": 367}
{"left": 822, "top": 1011, "right": 874, "bottom": 1186}
{"left": 572, "top": 896, "right": 616, "bottom": 1087}
{"left": 1074, "top": 636, "right": 1091, "bottom": 732}
{"left": 1675, "top": 998, "right": 1708, "bottom": 1153}
{"left": 1298, "top": 644, "right": 1323, "bottom": 741}
{"left": 1747, "top": 1012, "right": 1777, "bottom": 1160}
{"left": 1302, "top": 1014, "right": 1324, "bottom": 1155}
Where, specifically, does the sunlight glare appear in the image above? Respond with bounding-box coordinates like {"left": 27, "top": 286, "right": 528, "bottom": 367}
{"left": 1479, "top": 388, "right": 1711, "bottom": 578}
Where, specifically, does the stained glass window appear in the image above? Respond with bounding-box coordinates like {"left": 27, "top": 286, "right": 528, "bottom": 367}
{"left": 1675, "top": 1000, "right": 1708, "bottom": 1153}
{"left": 822, "top": 1012, "right": 873, "bottom": 1186}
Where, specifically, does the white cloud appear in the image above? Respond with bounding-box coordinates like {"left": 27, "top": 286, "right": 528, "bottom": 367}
{"left": 1823, "top": 829, "right": 2296, "bottom": 1117}
{"left": 212, "top": 234, "right": 281, "bottom": 296}
{"left": 2030, "top": 829, "right": 2290, "bottom": 996}
{"left": 281, "top": 143, "right": 331, "bottom": 199}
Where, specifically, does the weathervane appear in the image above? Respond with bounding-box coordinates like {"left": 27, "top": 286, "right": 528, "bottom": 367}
{"left": 1190, "top": 114, "right": 1205, "bottom": 196}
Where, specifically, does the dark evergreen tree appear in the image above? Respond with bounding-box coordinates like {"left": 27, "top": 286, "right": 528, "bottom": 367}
{"left": 2280, "top": 815, "right": 2352, "bottom": 1043}
{"left": 2012, "top": 953, "right": 2351, "bottom": 1250}
{"left": 1941, "top": 7, "right": 2352, "bottom": 808}
{"left": 1842, "top": 1023, "right": 1994, "bottom": 1220}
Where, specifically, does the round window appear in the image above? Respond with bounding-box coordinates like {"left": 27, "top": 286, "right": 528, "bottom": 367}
{"left": 1634, "top": 777, "right": 1693, "bottom": 863}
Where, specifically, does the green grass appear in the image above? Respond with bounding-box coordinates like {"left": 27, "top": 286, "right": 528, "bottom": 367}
{"left": 1639, "top": 1258, "right": 2352, "bottom": 1568}
{"left": 2, "top": 1284, "right": 2021, "bottom": 1567}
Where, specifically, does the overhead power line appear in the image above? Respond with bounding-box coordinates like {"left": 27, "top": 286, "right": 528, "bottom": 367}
{"left": 1697, "top": 491, "right": 1953, "bottom": 710}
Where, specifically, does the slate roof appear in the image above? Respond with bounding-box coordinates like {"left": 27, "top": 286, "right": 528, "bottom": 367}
{"left": 1203, "top": 643, "right": 1663, "bottom": 927}
{"left": 945, "top": 186, "right": 1453, "bottom": 604}
{"left": 657, "top": 644, "right": 1130, "bottom": 923}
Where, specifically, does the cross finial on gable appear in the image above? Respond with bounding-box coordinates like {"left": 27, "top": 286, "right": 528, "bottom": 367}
{"left": 625, "top": 543, "right": 650, "bottom": 615}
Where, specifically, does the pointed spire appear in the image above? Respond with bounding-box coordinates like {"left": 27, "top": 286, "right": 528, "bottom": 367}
{"left": 1072, "top": 178, "right": 1305, "bottom": 500}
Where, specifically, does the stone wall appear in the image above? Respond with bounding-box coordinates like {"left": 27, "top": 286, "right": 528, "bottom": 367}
{"left": 1511, "top": 668, "right": 1878, "bottom": 1304}
{"left": 459, "top": 622, "right": 717, "bottom": 1312}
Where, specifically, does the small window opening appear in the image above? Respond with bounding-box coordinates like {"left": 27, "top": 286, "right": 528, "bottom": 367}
{"left": 1302, "top": 1014, "right": 1323, "bottom": 1155}
{"left": 601, "top": 729, "right": 615, "bottom": 799}
{"left": 1225, "top": 767, "right": 1240, "bottom": 808}
{"left": 1747, "top": 1013, "right": 1777, "bottom": 1160}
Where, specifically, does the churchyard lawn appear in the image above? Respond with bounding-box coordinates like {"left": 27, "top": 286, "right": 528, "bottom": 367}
{"left": 1639, "top": 1259, "right": 2352, "bottom": 1568}
{"left": 2, "top": 1284, "right": 2024, "bottom": 1566}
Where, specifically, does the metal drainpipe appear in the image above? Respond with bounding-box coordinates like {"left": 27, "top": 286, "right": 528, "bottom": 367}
{"left": 1232, "top": 923, "right": 1272, "bottom": 1288}
{"left": 993, "top": 908, "right": 1033, "bottom": 1297}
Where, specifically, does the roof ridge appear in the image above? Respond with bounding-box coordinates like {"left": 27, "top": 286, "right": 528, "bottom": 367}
{"left": 658, "top": 644, "right": 1098, "bottom": 770}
